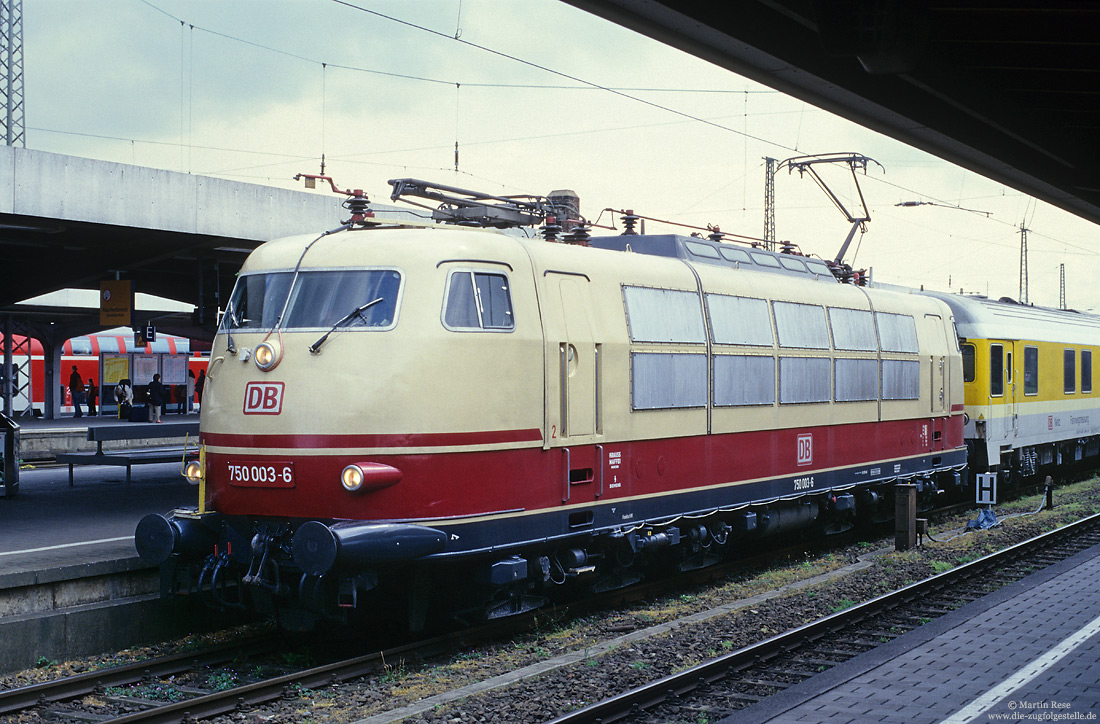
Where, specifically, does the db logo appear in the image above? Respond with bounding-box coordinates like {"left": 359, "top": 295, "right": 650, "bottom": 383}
{"left": 243, "top": 382, "right": 284, "bottom": 415}
{"left": 797, "top": 433, "right": 813, "bottom": 466}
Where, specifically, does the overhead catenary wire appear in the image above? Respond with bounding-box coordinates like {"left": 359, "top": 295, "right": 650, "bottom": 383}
{"left": 127, "top": 0, "right": 1093, "bottom": 265}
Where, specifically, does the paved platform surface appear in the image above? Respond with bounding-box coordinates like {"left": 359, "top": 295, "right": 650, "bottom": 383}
{"left": 0, "top": 460, "right": 195, "bottom": 579}
{"left": 722, "top": 542, "right": 1100, "bottom": 724}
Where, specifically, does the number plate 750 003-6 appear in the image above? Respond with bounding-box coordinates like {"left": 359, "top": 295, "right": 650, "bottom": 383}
{"left": 226, "top": 461, "right": 296, "bottom": 487}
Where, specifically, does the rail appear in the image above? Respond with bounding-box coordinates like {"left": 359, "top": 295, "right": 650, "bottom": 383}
{"left": 544, "top": 511, "right": 1100, "bottom": 724}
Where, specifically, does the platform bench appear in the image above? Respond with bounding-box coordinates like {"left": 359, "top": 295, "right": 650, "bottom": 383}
{"left": 55, "top": 422, "right": 200, "bottom": 486}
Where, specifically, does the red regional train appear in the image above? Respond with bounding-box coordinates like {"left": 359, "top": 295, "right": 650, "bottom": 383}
{"left": 135, "top": 180, "right": 969, "bottom": 631}
{"left": 0, "top": 331, "right": 208, "bottom": 415}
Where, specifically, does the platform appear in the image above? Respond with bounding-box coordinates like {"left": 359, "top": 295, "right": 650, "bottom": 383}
{"left": 0, "top": 460, "right": 196, "bottom": 572}
{"left": 0, "top": 459, "right": 204, "bottom": 672}
{"left": 722, "top": 541, "right": 1100, "bottom": 723}
{"left": 8, "top": 410, "right": 200, "bottom": 463}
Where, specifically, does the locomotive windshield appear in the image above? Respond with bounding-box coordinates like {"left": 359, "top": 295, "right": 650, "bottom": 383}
{"left": 222, "top": 269, "right": 401, "bottom": 332}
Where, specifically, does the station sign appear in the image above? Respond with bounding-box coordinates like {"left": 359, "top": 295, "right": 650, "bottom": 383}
{"left": 100, "top": 280, "right": 132, "bottom": 326}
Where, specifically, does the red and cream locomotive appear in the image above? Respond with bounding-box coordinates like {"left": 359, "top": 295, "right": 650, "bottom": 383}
{"left": 136, "top": 180, "right": 966, "bottom": 629}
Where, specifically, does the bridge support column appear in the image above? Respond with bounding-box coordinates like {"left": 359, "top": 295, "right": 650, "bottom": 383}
{"left": 2, "top": 315, "right": 11, "bottom": 417}
{"left": 42, "top": 337, "right": 61, "bottom": 420}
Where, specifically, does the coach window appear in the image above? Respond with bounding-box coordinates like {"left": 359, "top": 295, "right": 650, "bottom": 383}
{"left": 876, "top": 312, "right": 919, "bottom": 353}
{"left": 1084, "top": 350, "right": 1093, "bottom": 394}
{"left": 779, "top": 257, "right": 808, "bottom": 273}
{"left": 882, "top": 359, "right": 920, "bottom": 400}
{"left": 1024, "top": 346, "right": 1039, "bottom": 395}
{"left": 443, "top": 271, "right": 514, "bottom": 331}
{"left": 706, "top": 294, "right": 773, "bottom": 346}
{"left": 1064, "top": 349, "right": 1076, "bottom": 394}
{"left": 684, "top": 240, "right": 721, "bottom": 259}
{"left": 829, "top": 308, "right": 876, "bottom": 351}
{"left": 632, "top": 352, "right": 708, "bottom": 409}
{"left": 990, "top": 344, "right": 1004, "bottom": 397}
{"left": 779, "top": 357, "right": 831, "bottom": 404}
{"left": 714, "top": 355, "right": 775, "bottom": 406}
{"left": 622, "top": 286, "right": 706, "bottom": 343}
{"left": 750, "top": 252, "right": 782, "bottom": 268}
{"left": 718, "top": 247, "right": 751, "bottom": 264}
{"left": 835, "top": 358, "right": 878, "bottom": 401}
{"left": 774, "top": 302, "right": 830, "bottom": 349}
{"left": 961, "top": 344, "right": 975, "bottom": 382}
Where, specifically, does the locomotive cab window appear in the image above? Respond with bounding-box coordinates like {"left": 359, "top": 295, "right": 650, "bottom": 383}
{"left": 1064, "top": 349, "right": 1076, "bottom": 394}
{"left": 961, "top": 343, "right": 975, "bottom": 382}
{"left": 222, "top": 272, "right": 293, "bottom": 331}
{"left": 990, "top": 344, "right": 1004, "bottom": 397}
{"left": 283, "top": 270, "right": 401, "bottom": 330}
{"left": 1024, "top": 346, "right": 1038, "bottom": 395}
{"left": 443, "top": 271, "right": 514, "bottom": 331}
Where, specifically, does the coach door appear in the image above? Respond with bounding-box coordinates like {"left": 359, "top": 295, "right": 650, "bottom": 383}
{"left": 1008, "top": 341, "right": 1020, "bottom": 438}
{"left": 545, "top": 273, "right": 599, "bottom": 439}
{"left": 926, "top": 314, "right": 948, "bottom": 449}
{"left": 542, "top": 272, "right": 603, "bottom": 504}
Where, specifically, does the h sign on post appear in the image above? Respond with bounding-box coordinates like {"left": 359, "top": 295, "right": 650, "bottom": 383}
{"left": 976, "top": 472, "right": 997, "bottom": 506}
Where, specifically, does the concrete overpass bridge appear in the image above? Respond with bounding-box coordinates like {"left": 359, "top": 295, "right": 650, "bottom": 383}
{"left": 0, "top": 146, "right": 368, "bottom": 418}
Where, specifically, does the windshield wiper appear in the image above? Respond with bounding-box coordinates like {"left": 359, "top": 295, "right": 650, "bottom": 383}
{"left": 224, "top": 302, "right": 238, "bottom": 353}
{"left": 308, "top": 298, "right": 384, "bottom": 354}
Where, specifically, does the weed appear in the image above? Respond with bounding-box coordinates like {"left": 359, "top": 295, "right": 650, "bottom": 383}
{"left": 829, "top": 598, "right": 856, "bottom": 613}
{"left": 206, "top": 671, "right": 238, "bottom": 691}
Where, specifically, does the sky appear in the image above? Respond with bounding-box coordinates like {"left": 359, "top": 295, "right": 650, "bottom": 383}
{"left": 21, "top": 0, "right": 1100, "bottom": 309}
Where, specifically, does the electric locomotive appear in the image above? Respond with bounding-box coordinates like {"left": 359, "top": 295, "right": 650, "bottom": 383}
{"left": 136, "top": 179, "right": 967, "bottom": 630}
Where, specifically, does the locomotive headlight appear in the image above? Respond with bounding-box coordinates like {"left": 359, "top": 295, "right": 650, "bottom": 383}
{"left": 254, "top": 341, "right": 281, "bottom": 371}
{"left": 183, "top": 460, "right": 204, "bottom": 485}
{"left": 341, "top": 464, "right": 365, "bottom": 492}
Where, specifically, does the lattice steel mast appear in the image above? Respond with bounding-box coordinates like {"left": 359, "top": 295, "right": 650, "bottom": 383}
{"left": 1, "top": 0, "right": 25, "bottom": 147}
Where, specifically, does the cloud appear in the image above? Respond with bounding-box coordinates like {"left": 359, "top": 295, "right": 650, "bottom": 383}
{"left": 21, "top": 0, "right": 1100, "bottom": 305}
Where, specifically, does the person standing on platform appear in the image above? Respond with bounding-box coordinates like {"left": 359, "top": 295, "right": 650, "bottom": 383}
{"left": 87, "top": 379, "right": 98, "bottom": 416}
{"left": 115, "top": 379, "right": 133, "bottom": 420}
{"left": 186, "top": 369, "right": 196, "bottom": 413}
{"left": 147, "top": 374, "right": 167, "bottom": 423}
{"left": 68, "top": 366, "right": 85, "bottom": 418}
{"left": 196, "top": 369, "right": 206, "bottom": 408}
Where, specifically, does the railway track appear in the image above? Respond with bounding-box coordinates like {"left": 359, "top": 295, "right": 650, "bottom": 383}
{"left": 2, "top": 496, "right": 1090, "bottom": 724}
{"left": 544, "top": 511, "right": 1100, "bottom": 724}
{"left": 0, "top": 532, "right": 857, "bottom": 723}
{"left": 0, "top": 623, "right": 479, "bottom": 723}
